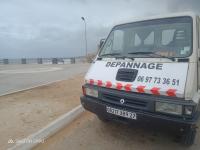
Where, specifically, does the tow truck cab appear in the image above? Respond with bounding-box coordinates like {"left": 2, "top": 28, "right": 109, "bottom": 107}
{"left": 80, "top": 12, "right": 200, "bottom": 145}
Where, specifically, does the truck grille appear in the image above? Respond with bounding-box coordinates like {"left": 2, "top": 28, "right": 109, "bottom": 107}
{"left": 101, "top": 92, "right": 148, "bottom": 110}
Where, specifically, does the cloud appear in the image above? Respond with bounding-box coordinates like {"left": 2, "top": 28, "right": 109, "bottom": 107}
{"left": 0, "top": 0, "right": 199, "bottom": 58}
{"left": 166, "top": 0, "right": 200, "bottom": 13}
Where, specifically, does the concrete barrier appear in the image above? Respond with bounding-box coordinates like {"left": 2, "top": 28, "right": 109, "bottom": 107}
{"left": 70, "top": 57, "right": 76, "bottom": 64}
{"left": 21, "top": 59, "right": 27, "bottom": 64}
{"left": 3, "top": 59, "right": 9, "bottom": 64}
{"left": 0, "top": 57, "right": 86, "bottom": 65}
{"left": 52, "top": 58, "right": 58, "bottom": 64}
{"left": 37, "top": 58, "right": 43, "bottom": 64}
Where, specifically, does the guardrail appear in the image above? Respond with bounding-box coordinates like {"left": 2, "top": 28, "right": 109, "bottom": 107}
{"left": 0, "top": 57, "right": 87, "bottom": 65}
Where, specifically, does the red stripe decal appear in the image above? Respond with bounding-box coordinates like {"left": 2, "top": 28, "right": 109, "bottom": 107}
{"left": 150, "top": 87, "right": 160, "bottom": 95}
{"left": 136, "top": 86, "right": 146, "bottom": 93}
{"left": 89, "top": 79, "right": 94, "bottom": 85}
{"left": 97, "top": 80, "right": 103, "bottom": 86}
{"left": 166, "top": 89, "right": 176, "bottom": 97}
{"left": 106, "top": 81, "right": 112, "bottom": 88}
{"left": 124, "top": 84, "right": 132, "bottom": 91}
{"left": 116, "top": 83, "right": 123, "bottom": 90}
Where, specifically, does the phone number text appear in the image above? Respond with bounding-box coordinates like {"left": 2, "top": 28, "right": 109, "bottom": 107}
{"left": 137, "top": 76, "right": 180, "bottom": 86}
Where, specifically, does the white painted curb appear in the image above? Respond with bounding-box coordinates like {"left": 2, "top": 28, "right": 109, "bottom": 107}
{"left": 8, "top": 105, "right": 85, "bottom": 150}
{"left": 0, "top": 78, "right": 70, "bottom": 97}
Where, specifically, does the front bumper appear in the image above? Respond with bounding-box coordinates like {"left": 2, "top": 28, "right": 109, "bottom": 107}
{"left": 80, "top": 86, "right": 200, "bottom": 126}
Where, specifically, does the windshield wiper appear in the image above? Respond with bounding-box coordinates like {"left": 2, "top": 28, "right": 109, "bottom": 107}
{"left": 128, "top": 51, "right": 175, "bottom": 61}
{"left": 100, "top": 53, "right": 121, "bottom": 57}
{"left": 99, "top": 53, "right": 134, "bottom": 60}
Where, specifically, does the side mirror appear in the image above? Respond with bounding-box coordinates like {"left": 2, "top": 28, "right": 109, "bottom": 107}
{"left": 99, "top": 39, "right": 105, "bottom": 48}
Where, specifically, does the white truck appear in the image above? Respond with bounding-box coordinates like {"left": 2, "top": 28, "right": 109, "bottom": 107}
{"left": 80, "top": 12, "right": 200, "bottom": 145}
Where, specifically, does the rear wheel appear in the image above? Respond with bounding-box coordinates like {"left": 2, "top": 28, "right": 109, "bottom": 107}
{"left": 181, "top": 126, "right": 197, "bottom": 146}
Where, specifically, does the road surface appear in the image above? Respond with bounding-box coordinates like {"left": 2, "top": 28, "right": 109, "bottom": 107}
{"left": 0, "top": 63, "right": 90, "bottom": 95}
{"left": 34, "top": 111, "right": 200, "bottom": 150}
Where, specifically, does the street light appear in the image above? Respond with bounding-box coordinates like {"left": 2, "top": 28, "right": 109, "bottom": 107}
{"left": 81, "top": 17, "right": 88, "bottom": 57}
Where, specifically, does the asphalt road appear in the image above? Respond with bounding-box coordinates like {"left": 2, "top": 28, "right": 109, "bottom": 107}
{"left": 34, "top": 111, "right": 200, "bottom": 150}
{"left": 0, "top": 63, "right": 90, "bottom": 95}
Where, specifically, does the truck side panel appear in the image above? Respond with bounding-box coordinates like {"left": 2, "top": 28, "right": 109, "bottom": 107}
{"left": 198, "top": 16, "right": 200, "bottom": 90}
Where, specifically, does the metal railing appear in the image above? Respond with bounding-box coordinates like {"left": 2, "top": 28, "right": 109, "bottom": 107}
{"left": 0, "top": 57, "right": 87, "bottom": 65}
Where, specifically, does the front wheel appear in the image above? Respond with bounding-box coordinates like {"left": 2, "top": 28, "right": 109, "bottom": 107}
{"left": 181, "top": 126, "right": 197, "bottom": 146}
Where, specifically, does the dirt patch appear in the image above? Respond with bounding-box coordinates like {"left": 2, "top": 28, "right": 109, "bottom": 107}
{"left": 0, "top": 74, "right": 84, "bottom": 150}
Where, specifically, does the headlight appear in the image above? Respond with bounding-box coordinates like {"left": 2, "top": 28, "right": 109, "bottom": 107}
{"left": 155, "top": 102, "right": 182, "bottom": 115}
{"left": 184, "top": 106, "right": 194, "bottom": 115}
{"left": 85, "top": 87, "right": 98, "bottom": 98}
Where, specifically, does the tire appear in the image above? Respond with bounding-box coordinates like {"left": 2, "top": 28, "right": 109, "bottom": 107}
{"left": 97, "top": 115, "right": 110, "bottom": 122}
{"left": 181, "top": 126, "right": 197, "bottom": 146}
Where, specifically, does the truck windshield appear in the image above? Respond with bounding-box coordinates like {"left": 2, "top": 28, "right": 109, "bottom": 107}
{"left": 99, "top": 16, "right": 193, "bottom": 58}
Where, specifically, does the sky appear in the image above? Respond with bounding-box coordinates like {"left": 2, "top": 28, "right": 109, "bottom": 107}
{"left": 0, "top": 0, "right": 199, "bottom": 58}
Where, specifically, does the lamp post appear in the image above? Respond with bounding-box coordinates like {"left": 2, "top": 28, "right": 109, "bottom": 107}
{"left": 81, "top": 17, "right": 88, "bottom": 57}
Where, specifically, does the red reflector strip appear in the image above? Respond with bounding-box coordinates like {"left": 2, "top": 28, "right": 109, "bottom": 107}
{"left": 97, "top": 80, "right": 103, "bottom": 86}
{"left": 124, "top": 84, "right": 132, "bottom": 91}
{"left": 106, "top": 81, "right": 112, "bottom": 88}
{"left": 150, "top": 87, "right": 160, "bottom": 95}
{"left": 85, "top": 79, "right": 178, "bottom": 97}
{"left": 166, "top": 89, "right": 177, "bottom": 97}
{"left": 136, "top": 86, "right": 146, "bottom": 93}
{"left": 89, "top": 79, "right": 94, "bottom": 85}
{"left": 116, "top": 83, "right": 123, "bottom": 90}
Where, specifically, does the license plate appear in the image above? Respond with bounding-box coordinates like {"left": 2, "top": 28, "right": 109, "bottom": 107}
{"left": 106, "top": 106, "right": 137, "bottom": 120}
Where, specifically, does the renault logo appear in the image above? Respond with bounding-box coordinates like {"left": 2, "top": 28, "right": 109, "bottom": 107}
{"left": 120, "top": 99, "right": 125, "bottom": 104}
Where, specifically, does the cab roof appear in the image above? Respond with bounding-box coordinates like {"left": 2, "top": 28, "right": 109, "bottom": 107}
{"left": 115, "top": 12, "right": 197, "bottom": 26}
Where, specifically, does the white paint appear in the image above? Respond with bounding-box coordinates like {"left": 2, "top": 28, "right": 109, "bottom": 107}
{"left": 8, "top": 105, "right": 84, "bottom": 150}
{"left": 85, "top": 60, "right": 188, "bottom": 98}
{"left": 0, "top": 67, "right": 62, "bottom": 74}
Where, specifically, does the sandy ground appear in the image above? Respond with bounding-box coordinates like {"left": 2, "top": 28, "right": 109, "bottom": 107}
{"left": 34, "top": 111, "right": 200, "bottom": 150}
{"left": 0, "top": 74, "right": 84, "bottom": 150}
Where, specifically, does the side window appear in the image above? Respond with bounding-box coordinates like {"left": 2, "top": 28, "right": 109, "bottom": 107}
{"left": 101, "top": 30, "right": 124, "bottom": 54}
{"left": 144, "top": 32, "right": 154, "bottom": 45}
{"left": 103, "top": 33, "right": 113, "bottom": 53}
{"left": 112, "top": 30, "right": 124, "bottom": 51}
{"left": 134, "top": 34, "right": 141, "bottom": 46}
{"left": 162, "top": 29, "right": 175, "bottom": 45}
